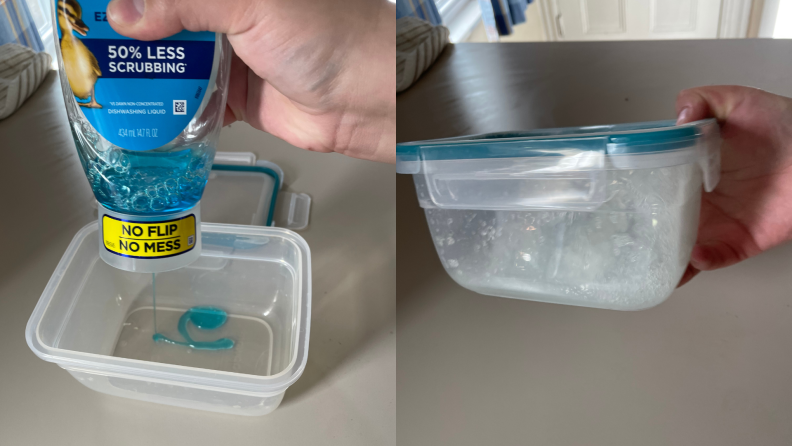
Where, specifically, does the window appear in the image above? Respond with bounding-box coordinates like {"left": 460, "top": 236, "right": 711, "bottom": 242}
{"left": 774, "top": 0, "right": 792, "bottom": 37}
{"left": 438, "top": 0, "right": 483, "bottom": 42}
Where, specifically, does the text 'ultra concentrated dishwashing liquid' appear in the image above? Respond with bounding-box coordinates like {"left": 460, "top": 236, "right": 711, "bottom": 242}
{"left": 53, "top": 0, "right": 231, "bottom": 272}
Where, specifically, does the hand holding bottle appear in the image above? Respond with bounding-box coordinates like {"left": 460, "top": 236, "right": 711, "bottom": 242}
{"left": 108, "top": 0, "right": 396, "bottom": 163}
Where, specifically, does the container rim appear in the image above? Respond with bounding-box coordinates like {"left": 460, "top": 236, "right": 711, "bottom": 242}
{"left": 396, "top": 118, "right": 717, "bottom": 169}
{"left": 25, "top": 222, "right": 312, "bottom": 395}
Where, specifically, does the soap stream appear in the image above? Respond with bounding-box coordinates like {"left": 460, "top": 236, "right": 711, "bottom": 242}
{"left": 152, "top": 273, "right": 157, "bottom": 334}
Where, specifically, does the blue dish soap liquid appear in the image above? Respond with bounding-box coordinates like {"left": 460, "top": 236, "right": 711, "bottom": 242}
{"left": 151, "top": 273, "right": 234, "bottom": 350}
{"left": 53, "top": 0, "right": 231, "bottom": 273}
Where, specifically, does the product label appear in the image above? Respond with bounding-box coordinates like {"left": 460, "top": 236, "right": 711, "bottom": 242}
{"left": 55, "top": 0, "right": 216, "bottom": 151}
{"left": 102, "top": 214, "right": 196, "bottom": 259}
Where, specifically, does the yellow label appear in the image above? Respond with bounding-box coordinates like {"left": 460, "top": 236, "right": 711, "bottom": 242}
{"left": 102, "top": 214, "right": 196, "bottom": 259}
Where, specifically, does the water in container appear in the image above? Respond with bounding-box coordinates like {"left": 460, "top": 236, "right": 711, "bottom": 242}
{"left": 397, "top": 119, "right": 721, "bottom": 310}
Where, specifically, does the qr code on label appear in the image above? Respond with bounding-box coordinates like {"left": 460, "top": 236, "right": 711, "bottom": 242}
{"left": 173, "top": 100, "right": 186, "bottom": 115}
{"left": 188, "top": 235, "right": 194, "bottom": 246}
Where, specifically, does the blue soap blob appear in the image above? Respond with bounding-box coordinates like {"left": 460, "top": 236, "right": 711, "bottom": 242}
{"left": 153, "top": 306, "right": 235, "bottom": 350}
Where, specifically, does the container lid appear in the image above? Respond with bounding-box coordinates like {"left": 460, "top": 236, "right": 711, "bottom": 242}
{"left": 202, "top": 152, "right": 311, "bottom": 229}
{"left": 202, "top": 163, "right": 281, "bottom": 226}
{"left": 398, "top": 119, "right": 721, "bottom": 212}
{"left": 397, "top": 118, "right": 718, "bottom": 170}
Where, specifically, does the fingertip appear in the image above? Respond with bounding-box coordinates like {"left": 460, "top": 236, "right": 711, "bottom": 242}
{"left": 108, "top": 0, "right": 145, "bottom": 26}
{"left": 107, "top": 0, "right": 184, "bottom": 41}
{"left": 689, "top": 245, "right": 710, "bottom": 270}
{"left": 676, "top": 106, "right": 692, "bottom": 125}
{"left": 222, "top": 105, "right": 238, "bottom": 127}
{"left": 675, "top": 89, "right": 709, "bottom": 125}
{"left": 675, "top": 88, "right": 697, "bottom": 112}
{"left": 677, "top": 263, "right": 700, "bottom": 288}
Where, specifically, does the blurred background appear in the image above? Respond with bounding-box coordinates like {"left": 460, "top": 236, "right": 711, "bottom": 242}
{"left": 397, "top": 0, "right": 792, "bottom": 43}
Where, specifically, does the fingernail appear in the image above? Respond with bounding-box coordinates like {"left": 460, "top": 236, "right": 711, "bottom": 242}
{"left": 689, "top": 245, "right": 707, "bottom": 270}
{"left": 676, "top": 106, "right": 691, "bottom": 125}
{"left": 108, "top": 0, "right": 145, "bottom": 25}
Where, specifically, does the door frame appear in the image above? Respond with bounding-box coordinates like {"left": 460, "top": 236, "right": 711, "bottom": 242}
{"left": 537, "top": 0, "right": 753, "bottom": 41}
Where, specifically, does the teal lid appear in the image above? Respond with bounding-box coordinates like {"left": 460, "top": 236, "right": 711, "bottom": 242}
{"left": 202, "top": 164, "right": 280, "bottom": 226}
{"left": 396, "top": 119, "right": 714, "bottom": 165}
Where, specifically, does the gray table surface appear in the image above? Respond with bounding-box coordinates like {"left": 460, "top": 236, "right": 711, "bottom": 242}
{"left": 0, "top": 71, "right": 395, "bottom": 445}
{"left": 398, "top": 40, "right": 792, "bottom": 446}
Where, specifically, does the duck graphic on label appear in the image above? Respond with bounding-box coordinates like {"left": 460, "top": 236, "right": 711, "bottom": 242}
{"left": 52, "top": 0, "right": 217, "bottom": 151}
{"left": 57, "top": 0, "right": 102, "bottom": 108}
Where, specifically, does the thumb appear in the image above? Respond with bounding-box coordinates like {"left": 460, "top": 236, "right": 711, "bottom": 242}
{"left": 107, "top": 0, "right": 259, "bottom": 40}
{"left": 676, "top": 85, "right": 759, "bottom": 125}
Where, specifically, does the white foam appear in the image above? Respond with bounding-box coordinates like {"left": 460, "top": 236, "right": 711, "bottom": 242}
{"left": 426, "top": 164, "right": 702, "bottom": 309}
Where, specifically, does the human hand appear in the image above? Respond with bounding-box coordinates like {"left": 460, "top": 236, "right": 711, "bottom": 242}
{"left": 676, "top": 85, "right": 792, "bottom": 286}
{"left": 107, "top": 0, "right": 396, "bottom": 163}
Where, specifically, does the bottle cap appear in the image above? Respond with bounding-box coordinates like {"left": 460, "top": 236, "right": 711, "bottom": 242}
{"left": 98, "top": 202, "right": 201, "bottom": 273}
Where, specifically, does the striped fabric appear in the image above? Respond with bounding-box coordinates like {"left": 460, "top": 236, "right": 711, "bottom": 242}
{"left": 0, "top": 0, "right": 44, "bottom": 51}
{"left": 396, "top": 0, "right": 443, "bottom": 26}
{"left": 0, "top": 43, "right": 51, "bottom": 119}
{"left": 397, "top": 17, "right": 449, "bottom": 93}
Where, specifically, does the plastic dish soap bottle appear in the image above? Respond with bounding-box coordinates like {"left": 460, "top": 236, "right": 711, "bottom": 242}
{"left": 52, "top": 0, "right": 231, "bottom": 272}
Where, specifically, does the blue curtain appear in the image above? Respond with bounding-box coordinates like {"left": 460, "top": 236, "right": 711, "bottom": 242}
{"left": 0, "top": 0, "right": 44, "bottom": 51}
{"left": 506, "top": 0, "right": 531, "bottom": 25}
{"left": 396, "top": 0, "right": 443, "bottom": 26}
{"left": 483, "top": 0, "right": 533, "bottom": 36}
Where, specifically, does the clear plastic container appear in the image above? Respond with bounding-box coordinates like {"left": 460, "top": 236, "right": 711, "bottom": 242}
{"left": 397, "top": 119, "right": 721, "bottom": 310}
{"left": 25, "top": 223, "right": 311, "bottom": 415}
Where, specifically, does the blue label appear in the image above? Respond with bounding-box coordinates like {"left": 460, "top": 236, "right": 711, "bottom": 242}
{"left": 55, "top": 0, "right": 216, "bottom": 151}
